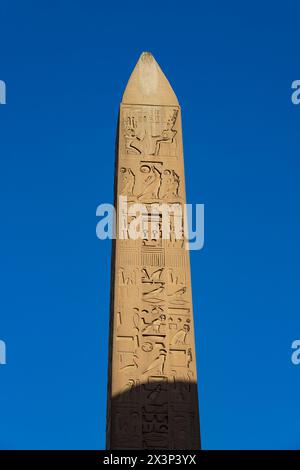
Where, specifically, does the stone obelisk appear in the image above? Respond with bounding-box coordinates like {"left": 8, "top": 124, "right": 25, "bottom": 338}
{"left": 106, "top": 52, "right": 200, "bottom": 450}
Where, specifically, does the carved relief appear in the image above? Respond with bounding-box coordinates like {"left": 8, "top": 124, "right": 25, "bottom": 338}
{"left": 159, "top": 169, "right": 180, "bottom": 200}
{"left": 138, "top": 164, "right": 162, "bottom": 201}
{"left": 141, "top": 314, "right": 166, "bottom": 335}
{"left": 133, "top": 164, "right": 181, "bottom": 203}
{"left": 141, "top": 246, "right": 165, "bottom": 267}
{"left": 120, "top": 167, "right": 135, "bottom": 196}
{"left": 142, "top": 267, "right": 164, "bottom": 284}
{"left": 119, "top": 352, "right": 139, "bottom": 372}
{"left": 167, "top": 268, "right": 186, "bottom": 286}
{"left": 142, "top": 342, "right": 154, "bottom": 353}
{"left": 122, "top": 106, "right": 179, "bottom": 157}
{"left": 170, "top": 324, "right": 190, "bottom": 345}
{"left": 117, "top": 379, "right": 140, "bottom": 402}
{"left": 143, "top": 349, "right": 167, "bottom": 376}
{"left": 118, "top": 267, "right": 137, "bottom": 286}
{"left": 141, "top": 213, "right": 162, "bottom": 246}
{"left": 167, "top": 286, "right": 188, "bottom": 305}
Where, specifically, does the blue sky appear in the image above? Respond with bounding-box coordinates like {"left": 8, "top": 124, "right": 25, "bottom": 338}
{"left": 0, "top": 0, "right": 300, "bottom": 450}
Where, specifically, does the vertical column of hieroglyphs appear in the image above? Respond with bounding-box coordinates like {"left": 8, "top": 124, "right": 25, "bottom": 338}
{"left": 107, "top": 53, "right": 200, "bottom": 450}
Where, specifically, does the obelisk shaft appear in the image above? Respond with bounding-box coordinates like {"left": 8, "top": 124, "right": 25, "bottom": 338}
{"left": 106, "top": 53, "right": 200, "bottom": 450}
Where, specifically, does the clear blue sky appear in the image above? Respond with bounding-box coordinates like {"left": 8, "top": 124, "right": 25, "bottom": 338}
{"left": 1, "top": 0, "right": 300, "bottom": 450}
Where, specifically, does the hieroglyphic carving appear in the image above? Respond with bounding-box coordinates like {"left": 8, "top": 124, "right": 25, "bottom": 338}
{"left": 141, "top": 246, "right": 165, "bottom": 267}
{"left": 119, "top": 164, "right": 181, "bottom": 203}
{"left": 138, "top": 164, "right": 162, "bottom": 200}
{"left": 107, "top": 53, "right": 200, "bottom": 450}
{"left": 170, "top": 324, "right": 190, "bottom": 345}
{"left": 159, "top": 169, "right": 180, "bottom": 200}
{"left": 122, "top": 106, "right": 179, "bottom": 157}
{"left": 120, "top": 167, "right": 135, "bottom": 196}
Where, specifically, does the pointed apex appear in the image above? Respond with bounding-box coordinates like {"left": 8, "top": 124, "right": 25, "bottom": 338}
{"left": 122, "top": 52, "right": 179, "bottom": 106}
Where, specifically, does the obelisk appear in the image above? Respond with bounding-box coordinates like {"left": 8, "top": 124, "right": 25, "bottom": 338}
{"left": 106, "top": 52, "right": 200, "bottom": 450}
